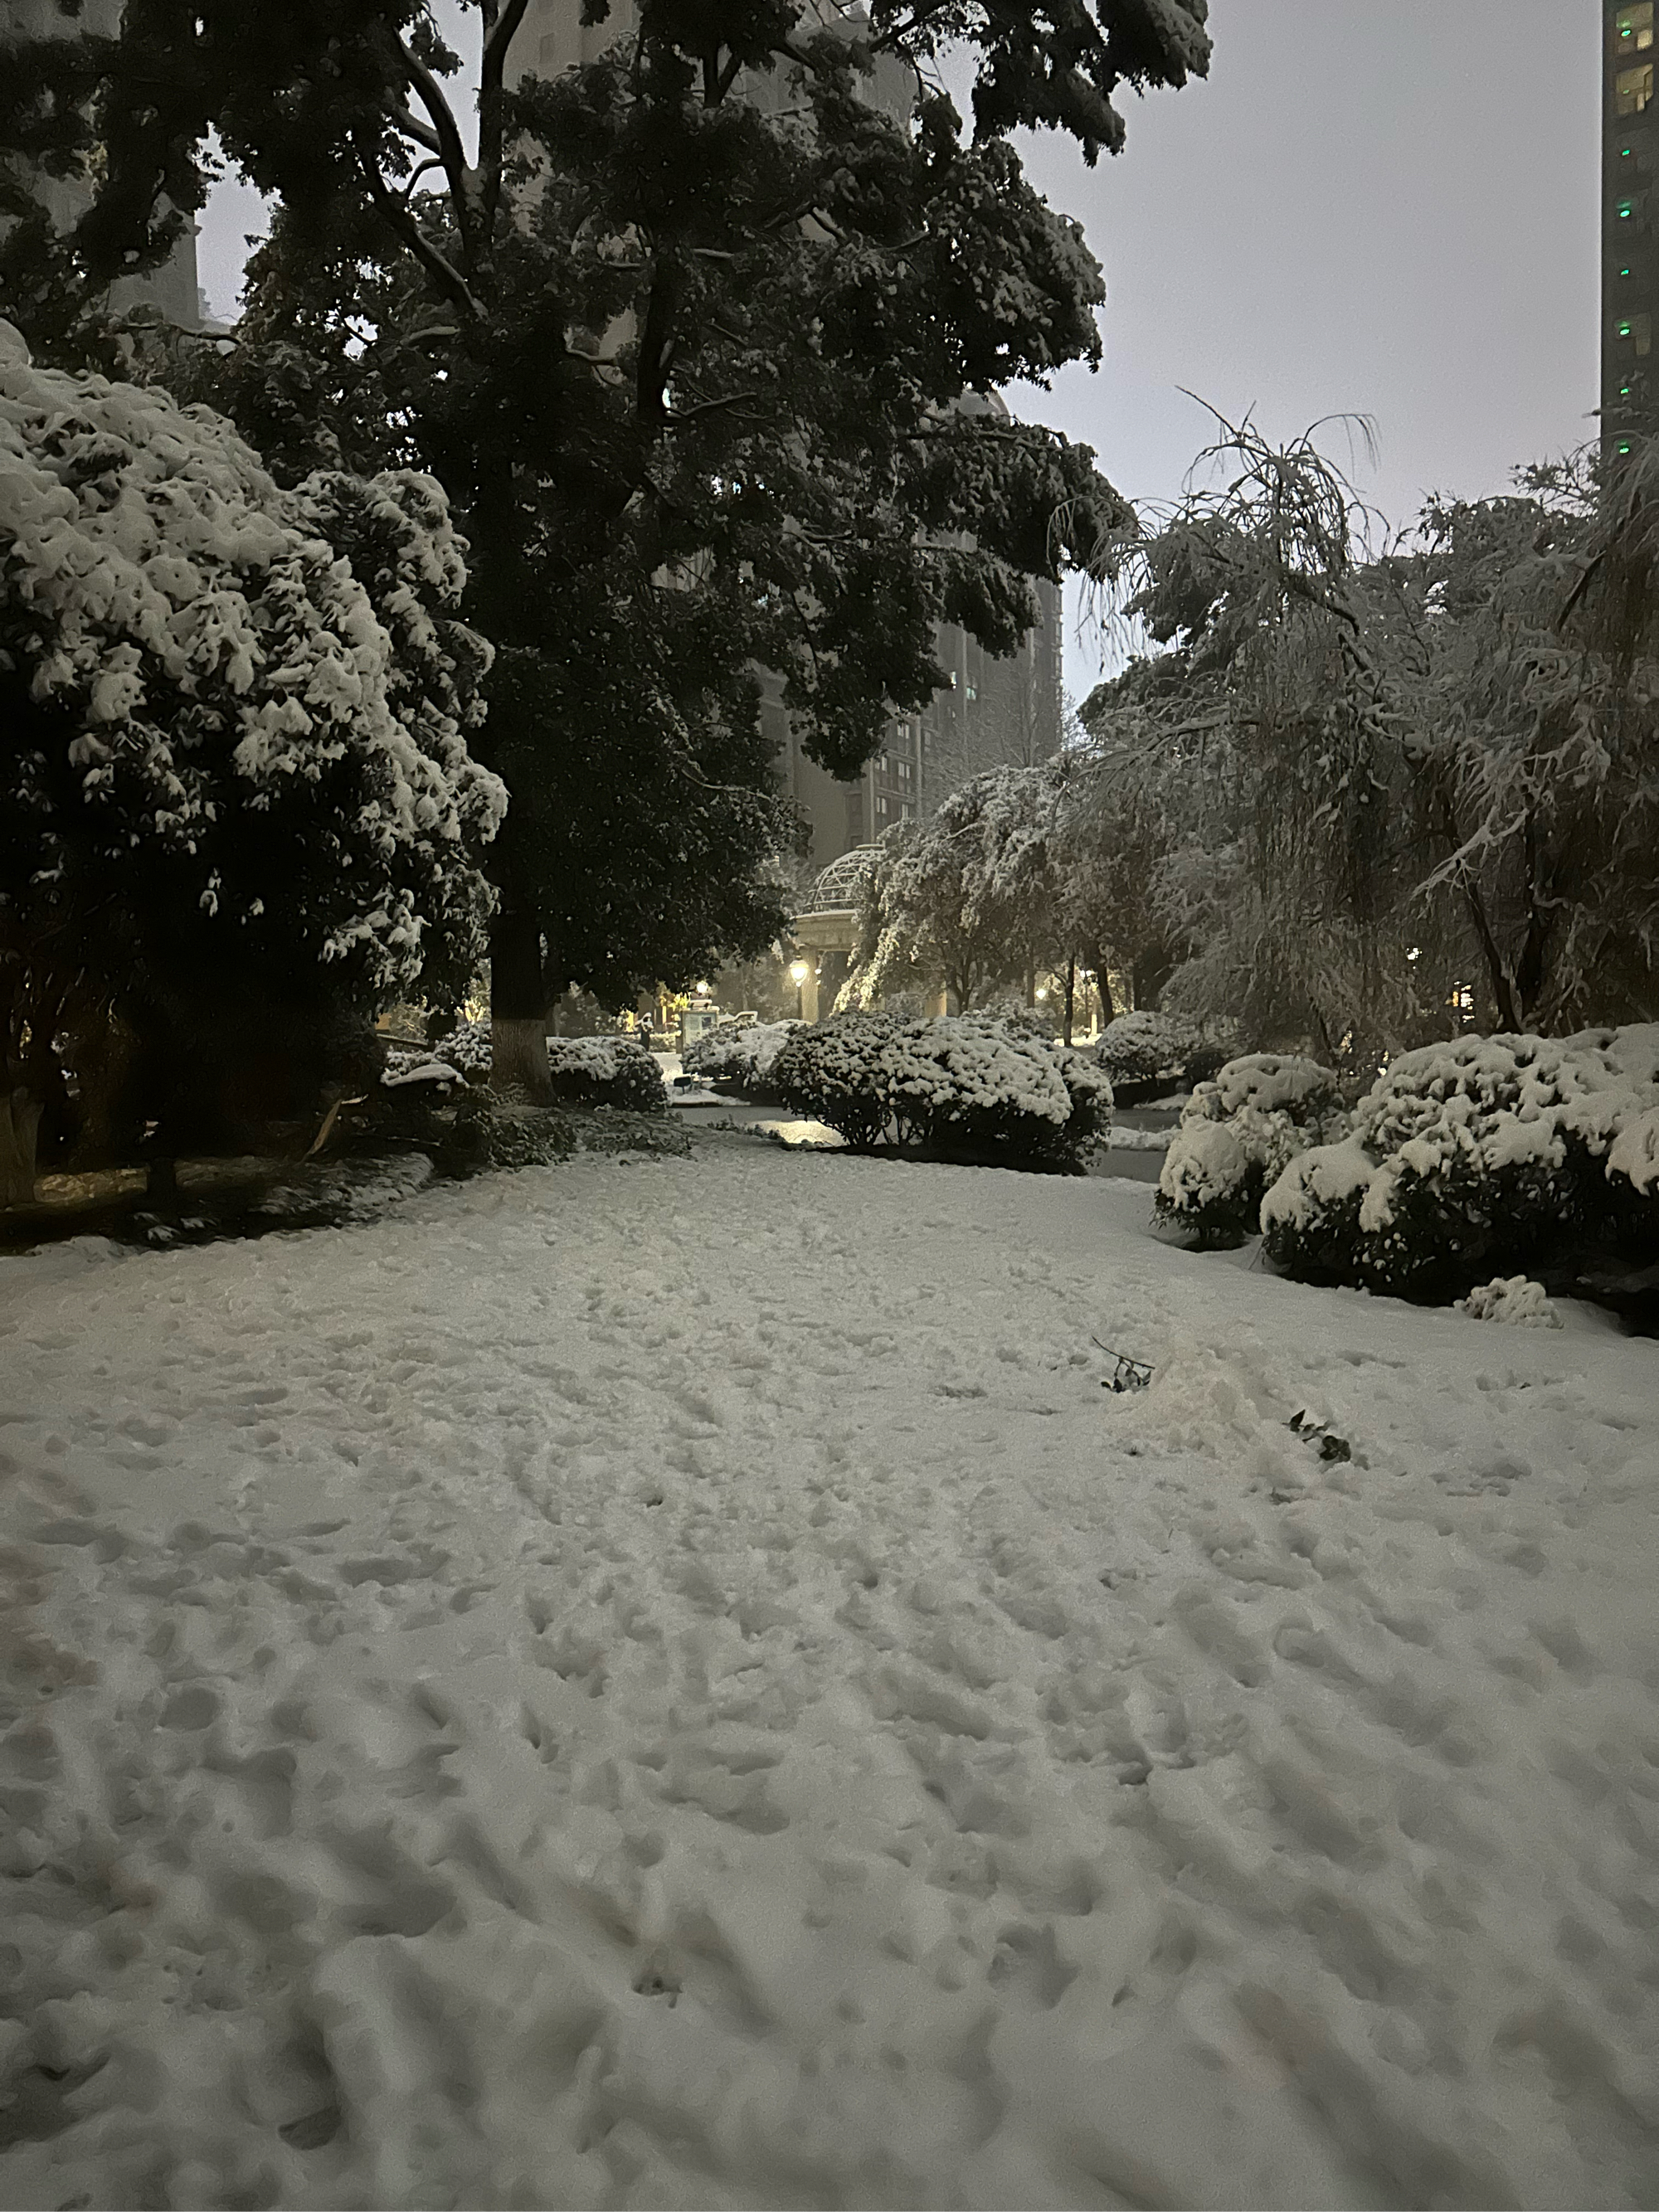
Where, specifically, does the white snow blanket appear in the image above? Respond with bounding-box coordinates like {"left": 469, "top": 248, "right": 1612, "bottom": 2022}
{"left": 2, "top": 1153, "right": 1656, "bottom": 2210}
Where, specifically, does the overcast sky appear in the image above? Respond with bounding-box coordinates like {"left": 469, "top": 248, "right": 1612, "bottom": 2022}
{"left": 197, "top": 0, "right": 1602, "bottom": 698}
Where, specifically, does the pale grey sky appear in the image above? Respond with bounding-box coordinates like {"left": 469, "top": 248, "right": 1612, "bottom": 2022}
{"left": 197, "top": 0, "right": 1602, "bottom": 697}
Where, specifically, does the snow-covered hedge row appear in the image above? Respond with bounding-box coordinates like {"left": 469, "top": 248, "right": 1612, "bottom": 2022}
{"left": 682, "top": 1019, "right": 800, "bottom": 1099}
{"left": 1156, "top": 1056, "right": 1349, "bottom": 1248}
{"left": 1261, "top": 1029, "right": 1659, "bottom": 1300}
{"left": 772, "top": 1014, "right": 1112, "bottom": 1170}
{"left": 382, "top": 1023, "right": 665, "bottom": 1111}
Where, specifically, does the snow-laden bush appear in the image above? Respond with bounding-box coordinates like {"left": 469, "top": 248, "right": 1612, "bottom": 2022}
{"left": 0, "top": 327, "right": 505, "bottom": 1175}
{"left": 0, "top": 327, "right": 504, "bottom": 995}
{"left": 1262, "top": 1030, "right": 1659, "bottom": 1300}
{"left": 885, "top": 1018, "right": 1110, "bottom": 1170}
{"left": 683, "top": 1019, "right": 800, "bottom": 1099}
{"left": 545, "top": 1034, "right": 667, "bottom": 1114}
{"left": 1458, "top": 1276, "right": 1562, "bottom": 1329}
{"left": 773, "top": 1013, "right": 1111, "bottom": 1169}
{"left": 424, "top": 1018, "right": 493, "bottom": 1081}
{"left": 772, "top": 1014, "right": 902, "bottom": 1150}
{"left": 1156, "top": 1055, "right": 1348, "bottom": 1248}
{"left": 382, "top": 1023, "right": 664, "bottom": 1114}
{"left": 1097, "top": 1010, "right": 1199, "bottom": 1087}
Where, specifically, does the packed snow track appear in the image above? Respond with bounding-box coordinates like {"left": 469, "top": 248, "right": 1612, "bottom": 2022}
{"left": 2, "top": 1140, "right": 1656, "bottom": 2210}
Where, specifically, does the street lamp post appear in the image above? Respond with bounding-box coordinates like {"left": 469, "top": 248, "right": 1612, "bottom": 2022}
{"left": 789, "top": 959, "right": 810, "bottom": 1020}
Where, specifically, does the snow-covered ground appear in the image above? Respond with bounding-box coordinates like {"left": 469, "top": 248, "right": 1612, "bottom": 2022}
{"left": 2, "top": 1140, "right": 1657, "bottom": 2210}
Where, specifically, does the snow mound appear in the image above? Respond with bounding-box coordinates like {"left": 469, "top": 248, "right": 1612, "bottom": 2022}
{"left": 1457, "top": 1275, "right": 1563, "bottom": 1329}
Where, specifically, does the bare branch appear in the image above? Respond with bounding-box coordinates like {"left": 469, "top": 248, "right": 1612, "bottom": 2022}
{"left": 352, "top": 126, "right": 486, "bottom": 323}
{"left": 396, "top": 35, "right": 476, "bottom": 250}
{"left": 479, "top": 0, "right": 534, "bottom": 229}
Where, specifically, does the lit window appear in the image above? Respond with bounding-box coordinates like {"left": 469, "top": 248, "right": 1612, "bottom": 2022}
{"left": 1617, "top": 3, "right": 1655, "bottom": 52}
{"left": 1616, "top": 62, "right": 1653, "bottom": 114}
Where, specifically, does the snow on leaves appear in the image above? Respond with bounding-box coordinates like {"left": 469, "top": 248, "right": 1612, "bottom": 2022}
{"left": 0, "top": 323, "right": 504, "bottom": 995}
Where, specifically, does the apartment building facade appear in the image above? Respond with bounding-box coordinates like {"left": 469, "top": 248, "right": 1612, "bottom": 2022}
{"left": 1606, "top": 0, "right": 1659, "bottom": 450}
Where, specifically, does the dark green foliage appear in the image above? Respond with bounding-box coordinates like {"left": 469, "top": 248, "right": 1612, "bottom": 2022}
{"left": 5, "top": 0, "right": 1206, "bottom": 1023}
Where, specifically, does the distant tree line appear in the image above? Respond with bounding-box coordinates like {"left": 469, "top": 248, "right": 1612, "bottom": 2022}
{"left": 844, "top": 416, "right": 1659, "bottom": 1063}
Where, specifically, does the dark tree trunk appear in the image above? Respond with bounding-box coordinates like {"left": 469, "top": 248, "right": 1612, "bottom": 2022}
{"left": 1063, "top": 956, "right": 1076, "bottom": 1046}
{"left": 489, "top": 903, "right": 554, "bottom": 1103}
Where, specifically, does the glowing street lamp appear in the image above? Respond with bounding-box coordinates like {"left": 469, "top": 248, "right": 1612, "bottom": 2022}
{"left": 789, "top": 957, "right": 811, "bottom": 1018}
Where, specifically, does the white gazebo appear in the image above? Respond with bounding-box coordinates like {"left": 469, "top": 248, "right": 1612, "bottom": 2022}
{"left": 787, "top": 846, "right": 882, "bottom": 1020}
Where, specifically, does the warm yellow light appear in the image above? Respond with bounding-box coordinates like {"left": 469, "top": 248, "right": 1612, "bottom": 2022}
{"left": 789, "top": 960, "right": 810, "bottom": 984}
{"left": 1034, "top": 987, "right": 1048, "bottom": 1001}
{"left": 694, "top": 981, "right": 711, "bottom": 996}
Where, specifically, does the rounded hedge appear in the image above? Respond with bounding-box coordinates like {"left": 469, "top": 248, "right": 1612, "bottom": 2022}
{"left": 1261, "top": 1031, "right": 1659, "bottom": 1300}
{"left": 1156, "top": 1055, "right": 1347, "bottom": 1248}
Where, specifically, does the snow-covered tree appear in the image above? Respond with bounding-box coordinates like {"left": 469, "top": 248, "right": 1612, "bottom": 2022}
{"left": 845, "top": 764, "right": 1070, "bottom": 1011}
{"left": 4, "top": 0, "right": 1204, "bottom": 1095}
{"left": 1078, "top": 413, "right": 1659, "bottom": 1058}
{"left": 0, "top": 325, "right": 504, "bottom": 1188}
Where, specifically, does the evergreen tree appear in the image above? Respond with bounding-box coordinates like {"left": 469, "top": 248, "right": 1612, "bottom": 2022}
{"left": 0, "top": 324, "right": 502, "bottom": 1184}
{"left": 4, "top": 0, "right": 1209, "bottom": 1094}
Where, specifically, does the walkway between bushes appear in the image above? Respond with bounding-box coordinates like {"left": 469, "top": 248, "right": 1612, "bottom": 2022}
{"left": 2, "top": 1148, "right": 1655, "bottom": 2209}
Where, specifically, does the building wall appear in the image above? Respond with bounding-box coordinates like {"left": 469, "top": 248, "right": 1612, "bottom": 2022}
{"left": 7, "top": 0, "right": 201, "bottom": 333}
{"left": 1604, "top": 1, "right": 1659, "bottom": 450}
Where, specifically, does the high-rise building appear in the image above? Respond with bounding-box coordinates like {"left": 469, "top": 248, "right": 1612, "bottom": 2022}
{"left": 763, "top": 568, "right": 1064, "bottom": 880}
{"left": 1605, "top": 1, "right": 1659, "bottom": 452}
{"left": 7, "top": 0, "right": 201, "bottom": 333}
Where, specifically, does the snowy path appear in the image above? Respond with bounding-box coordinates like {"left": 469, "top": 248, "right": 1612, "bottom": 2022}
{"left": 2, "top": 1143, "right": 1657, "bottom": 2210}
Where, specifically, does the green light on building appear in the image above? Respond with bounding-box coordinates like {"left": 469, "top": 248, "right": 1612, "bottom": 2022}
{"left": 1620, "top": 200, "right": 1637, "bottom": 219}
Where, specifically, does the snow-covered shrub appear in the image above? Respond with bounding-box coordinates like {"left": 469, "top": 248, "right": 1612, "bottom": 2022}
{"left": 545, "top": 1034, "right": 666, "bottom": 1114}
{"left": 1156, "top": 1055, "right": 1347, "bottom": 1248}
{"left": 1458, "top": 1276, "right": 1562, "bottom": 1329}
{"left": 382, "top": 1049, "right": 461, "bottom": 1090}
{"left": 1097, "top": 1010, "right": 1199, "bottom": 1087}
{"left": 0, "top": 326, "right": 504, "bottom": 1164}
{"left": 1262, "top": 1031, "right": 1659, "bottom": 1300}
{"left": 771, "top": 1014, "right": 901, "bottom": 1150}
{"left": 884, "top": 1018, "right": 1110, "bottom": 1171}
{"left": 424, "top": 1018, "right": 493, "bottom": 1081}
{"left": 683, "top": 1019, "right": 800, "bottom": 1100}
{"left": 773, "top": 1013, "right": 1111, "bottom": 1168}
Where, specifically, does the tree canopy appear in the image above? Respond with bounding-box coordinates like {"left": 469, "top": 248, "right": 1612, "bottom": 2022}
{"left": 1078, "top": 416, "right": 1659, "bottom": 1057}
{"left": 0, "top": 321, "right": 503, "bottom": 1171}
{"left": 4, "top": 0, "right": 1204, "bottom": 1085}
